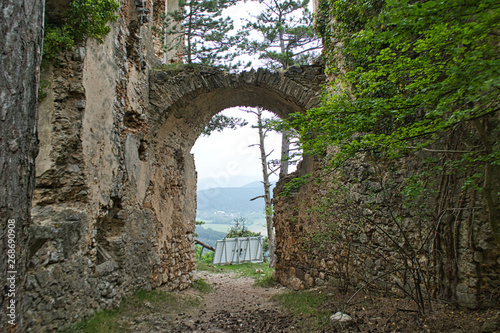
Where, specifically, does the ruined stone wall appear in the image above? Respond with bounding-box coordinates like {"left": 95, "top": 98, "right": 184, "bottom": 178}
{"left": 273, "top": 144, "right": 500, "bottom": 309}
{"left": 151, "top": 0, "right": 183, "bottom": 62}
{"left": 27, "top": 9, "right": 326, "bottom": 327}
{"left": 26, "top": 1, "right": 196, "bottom": 331}
{"left": 25, "top": 0, "right": 499, "bottom": 328}
{"left": 273, "top": 0, "right": 499, "bottom": 310}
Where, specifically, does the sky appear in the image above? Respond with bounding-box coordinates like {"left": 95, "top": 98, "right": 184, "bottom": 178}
{"left": 190, "top": 108, "right": 282, "bottom": 190}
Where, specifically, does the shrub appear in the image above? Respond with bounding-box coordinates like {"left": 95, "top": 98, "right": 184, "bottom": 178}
{"left": 43, "top": 0, "right": 120, "bottom": 62}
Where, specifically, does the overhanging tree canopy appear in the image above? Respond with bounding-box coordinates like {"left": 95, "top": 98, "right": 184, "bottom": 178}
{"left": 289, "top": 0, "right": 500, "bottom": 241}
{"left": 241, "top": 0, "right": 322, "bottom": 69}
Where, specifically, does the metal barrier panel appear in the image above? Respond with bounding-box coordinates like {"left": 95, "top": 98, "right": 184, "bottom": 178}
{"left": 213, "top": 236, "right": 263, "bottom": 265}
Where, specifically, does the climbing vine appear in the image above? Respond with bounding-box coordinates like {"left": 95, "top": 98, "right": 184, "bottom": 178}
{"left": 43, "top": 0, "right": 120, "bottom": 62}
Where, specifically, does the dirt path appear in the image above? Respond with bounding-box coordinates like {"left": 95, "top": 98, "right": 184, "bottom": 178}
{"left": 127, "top": 270, "right": 298, "bottom": 332}
{"left": 79, "top": 269, "right": 499, "bottom": 332}
{"left": 171, "top": 271, "right": 298, "bottom": 332}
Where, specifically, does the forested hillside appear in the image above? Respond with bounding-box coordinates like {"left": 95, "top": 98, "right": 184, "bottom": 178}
{"left": 196, "top": 181, "right": 275, "bottom": 234}
{"left": 194, "top": 226, "right": 227, "bottom": 247}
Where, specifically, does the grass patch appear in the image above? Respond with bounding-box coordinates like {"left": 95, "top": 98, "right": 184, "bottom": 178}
{"left": 273, "top": 289, "right": 331, "bottom": 331}
{"left": 196, "top": 260, "right": 222, "bottom": 273}
{"left": 192, "top": 278, "right": 213, "bottom": 293}
{"left": 60, "top": 289, "right": 200, "bottom": 333}
{"left": 196, "top": 260, "right": 276, "bottom": 287}
{"left": 254, "top": 274, "right": 276, "bottom": 288}
{"left": 63, "top": 309, "right": 121, "bottom": 333}
{"left": 218, "top": 262, "right": 272, "bottom": 277}
{"left": 218, "top": 262, "right": 276, "bottom": 287}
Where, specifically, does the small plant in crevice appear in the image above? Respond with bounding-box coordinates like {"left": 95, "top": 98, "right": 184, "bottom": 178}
{"left": 38, "top": 79, "right": 51, "bottom": 101}
{"left": 192, "top": 278, "right": 213, "bottom": 293}
{"left": 43, "top": 0, "right": 120, "bottom": 63}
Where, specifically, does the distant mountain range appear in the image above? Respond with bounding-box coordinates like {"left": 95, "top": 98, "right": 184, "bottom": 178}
{"left": 195, "top": 180, "right": 276, "bottom": 246}
{"left": 197, "top": 176, "right": 278, "bottom": 191}
{"left": 195, "top": 227, "right": 226, "bottom": 248}
{"left": 197, "top": 181, "right": 275, "bottom": 212}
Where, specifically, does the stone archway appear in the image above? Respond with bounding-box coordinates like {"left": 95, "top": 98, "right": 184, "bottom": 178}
{"left": 27, "top": 58, "right": 324, "bottom": 331}
{"left": 140, "top": 64, "right": 325, "bottom": 288}
{"left": 148, "top": 65, "right": 325, "bottom": 147}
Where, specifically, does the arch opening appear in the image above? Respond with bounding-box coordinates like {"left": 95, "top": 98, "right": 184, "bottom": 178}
{"left": 140, "top": 65, "right": 324, "bottom": 288}
{"left": 192, "top": 107, "right": 290, "bottom": 238}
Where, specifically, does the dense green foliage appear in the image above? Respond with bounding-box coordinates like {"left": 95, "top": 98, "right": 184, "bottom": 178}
{"left": 289, "top": 0, "right": 500, "bottom": 239}
{"left": 296, "top": 0, "right": 499, "bottom": 159}
{"left": 240, "top": 0, "right": 322, "bottom": 69}
{"left": 43, "top": 0, "right": 119, "bottom": 61}
{"left": 159, "top": 0, "right": 242, "bottom": 67}
{"left": 196, "top": 244, "right": 215, "bottom": 263}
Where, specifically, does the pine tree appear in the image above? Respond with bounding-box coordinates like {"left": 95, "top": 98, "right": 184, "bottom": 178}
{"left": 240, "top": 0, "right": 321, "bottom": 176}
{"left": 202, "top": 114, "right": 248, "bottom": 136}
{"left": 160, "top": 0, "right": 243, "bottom": 67}
{"left": 241, "top": 0, "right": 322, "bottom": 69}
{"left": 226, "top": 217, "right": 261, "bottom": 238}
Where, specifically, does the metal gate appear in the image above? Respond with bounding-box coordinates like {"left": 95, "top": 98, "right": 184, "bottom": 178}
{"left": 212, "top": 236, "right": 263, "bottom": 265}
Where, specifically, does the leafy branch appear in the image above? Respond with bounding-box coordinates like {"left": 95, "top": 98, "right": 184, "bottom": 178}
{"left": 43, "top": 0, "right": 120, "bottom": 62}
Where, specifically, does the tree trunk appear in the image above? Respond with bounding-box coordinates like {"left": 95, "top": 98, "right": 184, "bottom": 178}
{"left": 187, "top": 2, "right": 193, "bottom": 63}
{"left": 278, "top": 6, "right": 290, "bottom": 176}
{"left": 256, "top": 108, "right": 276, "bottom": 267}
{"left": 279, "top": 130, "right": 290, "bottom": 178}
{"left": 0, "top": 1, "right": 44, "bottom": 331}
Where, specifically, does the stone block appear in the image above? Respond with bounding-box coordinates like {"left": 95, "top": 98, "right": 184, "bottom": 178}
{"left": 35, "top": 270, "right": 50, "bottom": 288}
{"left": 290, "top": 277, "right": 302, "bottom": 291}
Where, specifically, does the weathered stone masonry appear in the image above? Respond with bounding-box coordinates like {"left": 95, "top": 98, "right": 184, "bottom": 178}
{"left": 26, "top": 0, "right": 498, "bottom": 330}
{"left": 26, "top": 0, "right": 195, "bottom": 331}
{"left": 272, "top": 116, "right": 500, "bottom": 309}
{"left": 27, "top": 0, "right": 325, "bottom": 330}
